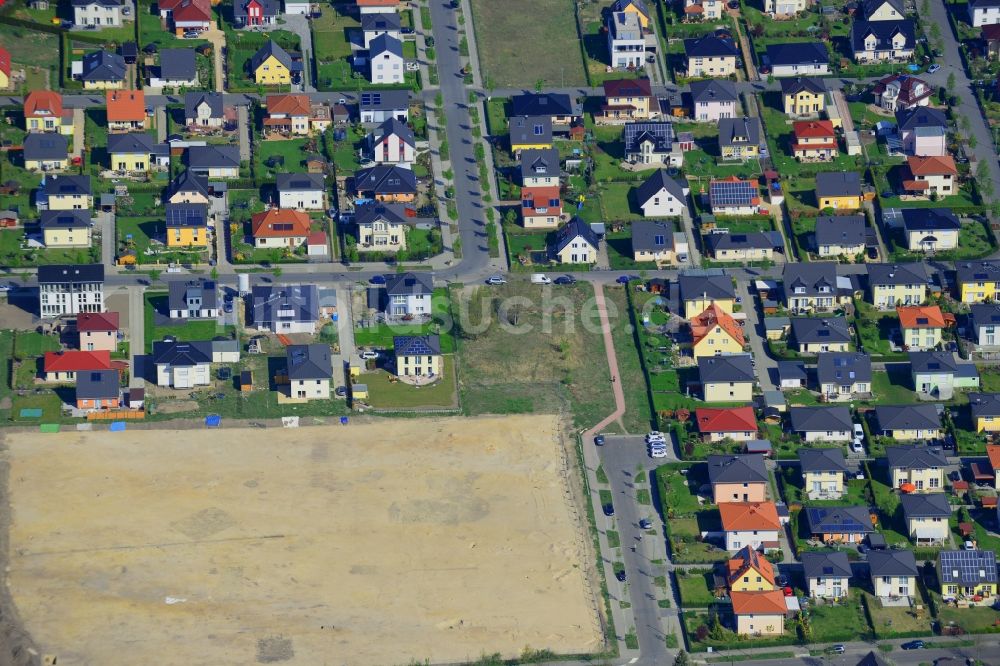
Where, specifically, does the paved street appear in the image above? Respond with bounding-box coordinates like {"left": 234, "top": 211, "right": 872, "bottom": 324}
{"left": 738, "top": 279, "right": 777, "bottom": 392}
{"left": 127, "top": 285, "right": 145, "bottom": 388}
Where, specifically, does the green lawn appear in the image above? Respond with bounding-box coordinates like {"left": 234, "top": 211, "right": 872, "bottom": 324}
{"left": 14, "top": 332, "right": 61, "bottom": 358}
{"left": 11, "top": 392, "right": 66, "bottom": 424}
{"left": 607, "top": 288, "right": 655, "bottom": 433}
{"left": 656, "top": 463, "right": 704, "bottom": 517}
{"left": 362, "top": 357, "right": 458, "bottom": 409}
{"left": 854, "top": 300, "right": 904, "bottom": 360}
{"left": 806, "top": 593, "right": 873, "bottom": 643}
{"left": 936, "top": 601, "right": 1000, "bottom": 634}
{"left": 862, "top": 591, "right": 934, "bottom": 638}
{"left": 759, "top": 98, "right": 867, "bottom": 176}
{"left": 888, "top": 219, "right": 996, "bottom": 263}
{"left": 0, "top": 331, "right": 13, "bottom": 420}
{"left": 256, "top": 138, "right": 313, "bottom": 175}
{"left": 117, "top": 217, "right": 209, "bottom": 266}
{"left": 675, "top": 570, "right": 716, "bottom": 607}
{"left": 598, "top": 181, "right": 642, "bottom": 221}
{"left": 0, "top": 23, "right": 60, "bottom": 93}
{"left": 866, "top": 365, "right": 919, "bottom": 405}
{"left": 353, "top": 289, "right": 455, "bottom": 352}
{"left": 144, "top": 294, "right": 233, "bottom": 352}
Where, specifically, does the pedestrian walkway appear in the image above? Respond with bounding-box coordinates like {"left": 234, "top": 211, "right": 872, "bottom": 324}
{"left": 127, "top": 285, "right": 146, "bottom": 388}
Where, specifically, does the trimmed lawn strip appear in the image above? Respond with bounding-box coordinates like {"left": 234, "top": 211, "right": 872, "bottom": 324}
{"left": 362, "top": 357, "right": 458, "bottom": 409}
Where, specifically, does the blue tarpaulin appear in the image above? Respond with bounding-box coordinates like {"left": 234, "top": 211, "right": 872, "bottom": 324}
{"left": 109, "top": 421, "right": 126, "bottom": 432}
{"left": 19, "top": 408, "right": 42, "bottom": 418}
{"left": 205, "top": 414, "right": 221, "bottom": 428}
{"left": 340, "top": 416, "right": 349, "bottom": 425}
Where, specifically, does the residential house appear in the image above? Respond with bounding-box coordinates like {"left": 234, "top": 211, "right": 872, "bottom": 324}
{"left": 798, "top": 445, "right": 850, "bottom": 499}
{"left": 635, "top": 169, "right": 689, "bottom": 217}
{"left": 185, "top": 92, "right": 224, "bottom": 128}
{"left": 359, "top": 90, "right": 409, "bottom": 124}
{"left": 869, "top": 550, "right": 918, "bottom": 599}
{"left": 696, "top": 406, "right": 759, "bottom": 442}
{"left": 874, "top": 74, "right": 932, "bottom": 112}
{"left": 168, "top": 279, "right": 218, "bottom": 319}
{"left": 553, "top": 217, "right": 599, "bottom": 265}
{"left": 43, "top": 350, "right": 112, "bottom": 382}
{"left": 684, "top": 0, "right": 724, "bottom": 20}
{"left": 730, "top": 590, "right": 786, "bottom": 637}
{"left": 969, "top": 0, "right": 1000, "bottom": 26}
{"left": 877, "top": 407, "right": 944, "bottom": 442}
{"left": 510, "top": 92, "right": 579, "bottom": 134}
{"left": 613, "top": 0, "right": 652, "bottom": 27}
{"left": 106, "top": 90, "right": 147, "bottom": 132}
{"left": 233, "top": 0, "right": 279, "bottom": 27}
{"left": 814, "top": 215, "right": 867, "bottom": 258}
{"left": 361, "top": 12, "right": 401, "bottom": 49}
{"left": 900, "top": 208, "right": 960, "bottom": 252}
{"left": 80, "top": 50, "right": 127, "bottom": 90}
{"left": 781, "top": 77, "right": 826, "bottom": 118}
{"left": 778, "top": 360, "right": 807, "bottom": 389}
{"left": 169, "top": 170, "right": 210, "bottom": 205}
{"left": 790, "top": 317, "right": 851, "bottom": 353}
{"left": 807, "top": 506, "right": 875, "bottom": 543}
{"left": 164, "top": 202, "right": 209, "bottom": 247}
{"left": 690, "top": 303, "right": 745, "bottom": 358}
{"left": 285, "top": 344, "right": 332, "bottom": 401}
{"left": 632, "top": 220, "right": 681, "bottom": 265}
{"left": 792, "top": 405, "right": 853, "bottom": 445}
{"left": 23, "top": 91, "right": 74, "bottom": 134}
{"left": 911, "top": 350, "right": 979, "bottom": 400}
{"left": 765, "top": 42, "right": 830, "bottom": 77}
{"left": 901, "top": 156, "right": 958, "bottom": 199}
{"left": 690, "top": 79, "right": 739, "bottom": 122}
{"left": 939, "top": 550, "right": 998, "bottom": 603}
{"left": 354, "top": 164, "right": 417, "bottom": 202}
{"left": 991, "top": 445, "right": 1000, "bottom": 486}
{"left": 186, "top": 145, "right": 240, "bottom": 178}
{"left": 357, "top": 0, "right": 400, "bottom": 13}
{"left": 888, "top": 444, "right": 948, "bottom": 492}
{"left": 867, "top": 262, "right": 930, "bottom": 308}
{"left": 971, "top": 394, "right": 1000, "bottom": 433}
{"left": 699, "top": 354, "right": 754, "bottom": 402}
{"left": 958, "top": 261, "right": 1000, "bottom": 304}
{"left": 727, "top": 546, "right": 776, "bottom": 592}
{"left": 707, "top": 453, "right": 768, "bottom": 503}
{"left": 792, "top": 120, "right": 838, "bottom": 161}
{"left": 684, "top": 33, "right": 739, "bottom": 78}
{"left": 624, "top": 122, "right": 683, "bottom": 167}
{"left": 23, "top": 133, "right": 69, "bottom": 172}
{"left": 76, "top": 311, "right": 119, "bottom": 352}
{"left": 521, "top": 184, "right": 562, "bottom": 229}
{"left": 708, "top": 176, "right": 761, "bottom": 216}
{"left": 0, "top": 47, "right": 9, "bottom": 90}
{"left": 718, "top": 117, "right": 763, "bottom": 161}
{"left": 355, "top": 203, "right": 415, "bottom": 252}
{"left": 802, "top": 551, "right": 852, "bottom": 599}
{"left": 75, "top": 369, "right": 121, "bottom": 412}
{"left": 393, "top": 335, "right": 443, "bottom": 377}
{"left": 703, "top": 231, "right": 780, "bottom": 262}
{"left": 107, "top": 132, "right": 169, "bottom": 172}
{"left": 896, "top": 107, "right": 948, "bottom": 157}
{"left": 158, "top": 0, "right": 212, "bottom": 36}
{"left": 764, "top": 0, "right": 810, "bottom": 17}
{"left": 510, "top": 115, "right": 553, "bottom": 153}
{"left": 38, "top": 264, "right": 103, "bottom": 317}
{"left": 719, "top": 501, "right": 780, "bottom": 551}
{"left": 39, "top": 210, "right": 91, "bottom": 248}
{"left": 596, "top": 78, "right": 656, "bottom": 124}
{"left": 369, "top": 117, "right": 415, "bottom": 166}
{"left": 985, "top": 23, "right": 1000, "bottom": 58}
{"left": 41, "top": 175, "right": 93, "bottom": 212}
{"left": 817, "top": 352, "right": 872, "bottom": 401}
{"left": 607, "top": 10, "right": 645, "bottom": 69}
{"left": 862, "top": 0, "right": 906, "bottom": 20}
{"left": 383, "top": 272, "right": 432, "bottom": 317}
{"left": 816, "top": 171, "right": 863, "bottom": 210}
{"left": 901, "top": 492, "right": 951, "bottom": 543}
{"left": 850, "top": 18, "right": 916, "bottom": 63}
{"left": 971, "top": 303, "right": 1000, "bottom": 349}
{"left": 277, "top": 173, "right": 325, "bottom": 211}
{"left": 73, "top": 0, "right": 124, "bottom": 28}
{"left": 251, "top": 284, "right": 320, "bottom": 334}
{"left": 251, "top": 208, "right": 311, "bottom": 249}
{"left": 251, "top": 40, "right": 294, "bottom": 85}
{"left": 152, "top": 339, "right": 212, "bottom": 388}
{"left": 265, "top": 94, "right": 332, "bottom": 135}
{"left": 520, "top": 149, "right": 560, "bottom": 188}
{"left": 897, "top": 305, "right": 947, "bottom": 350}
{"left": 369, "top": 33, "right": 404, "bottom": 85}
{"left": 783, "top": 262, "right": 843, "bottom": 312}
{"left": 680, "top": 271, "right": 736, "bottom": 318}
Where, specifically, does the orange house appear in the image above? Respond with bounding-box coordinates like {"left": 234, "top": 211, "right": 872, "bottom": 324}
{"left": 106, "top": 90, "right": 148, "bottom": 133}
{"left": 75, "top": 369, "right": 121, "bottom": 411}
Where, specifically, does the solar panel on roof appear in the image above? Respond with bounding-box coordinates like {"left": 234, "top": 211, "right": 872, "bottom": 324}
{"left": 710, "top": 180, "right": 756, "bottom": 206}
{"left": 940, "top": 550, "right": 998, "bottom": 584}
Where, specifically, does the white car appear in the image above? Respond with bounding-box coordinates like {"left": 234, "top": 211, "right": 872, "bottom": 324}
{"left": 645, "top": 431, "right": 666, "bottom": 441}
{"left": 851, "top": 440, "right": 864, "bottom": 454}
{"left": 486, "top": 275, "right": 506, "bottom": 285}
{"left": 853, "top": 423, "right": 864, "bottom": 440}
{"left": 360, "top": 350, "right": 379, "bottom": 360}
{"left": 649, "top": 447, "right": 668, "bottom": 459}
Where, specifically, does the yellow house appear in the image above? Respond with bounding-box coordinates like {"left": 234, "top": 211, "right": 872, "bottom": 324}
{"left": 700, "top": 355, "right": 754, "bottom": 402}
{"left": 816, "top": 172, "right": 863, "bottom": 210}
{"left": 972, "top": 399, "right": 1000, "bottom": 436}
{"left": 80, "top": 50, "right": 127, "bottom": 90}
{"left": 727, "top": 547, "right": 776, "bottom": 593}
{"left": 510, "top": 116, "right": 553, "bottom": 153}
{"left": 681, "top": 273, "right": 736, "bottom": 319}
{"left": 781, "top": 78, "right": 826, "bottom": 117}
{"left": 164, "top": 203, "right": 210, "bottom": 248}
{"left": 690, "top": 304, "right": 745, "bottom": 358}
{"left": 613, "top": 0, "right": 650, "bottom": 28}
{"left": 43, "top": 175, "right": 93, "bottom": 211}
{"left": 40, "top": 210, "right": 92, "bottom": 248}
{"left": 394, "top": 335, "right": 444, "bottom": 378}
{"left": 897, "top": 305, "right": 946, "bottom": 350}
{"left": 939, "top": 550, "right": 998, "bottom": 605}
{"left": 957, "top": 261, "right": 1000, "bottom": 304}
{"left": 887, "top": 444, "right": 946, "bottom": 492}
{"left": 554, "top": 218, "right": 599, "bottom": 265}
{"left": 252, "top": 41, "right": 293, "bottom": 86}
{"left": 731, "top": 591, "right": 786, "bottom": 636}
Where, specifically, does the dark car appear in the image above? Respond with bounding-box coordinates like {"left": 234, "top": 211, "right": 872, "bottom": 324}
{"left": 554, "top": 275, "right": 577, "bottom": 285}
{"left": 901, "top": 640, "right": 925, "bottom": 650}
{"left": 616, "top": 275, "right": 638, "bottom": 284}
{"left": 401, "top": 27, "right": 414, "bottom": 34}
{"left": 638, "top": 518, "right": 652, "bottom": 529}
{"left": 615, "top": 570, "right": 627, "bottom": 582}
{"left": 603, "top": 503, "right": 615, "bottom": 517}
{"left": 594, "top": 434, "right": 605, "bottom": 446}
{"left": 223, "top": 301, "right": 233, "bottom": 313}
{"left": 369, "top": 275, "right": 387, "bottom": 285}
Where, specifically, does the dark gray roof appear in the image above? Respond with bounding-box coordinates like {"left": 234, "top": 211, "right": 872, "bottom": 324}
{"left": 37, "top": 264, "right": 103, "bottom": 284}
{"left": 187, "top": 145, "right": 240, "bottom": 169}
{"left": 42, "top": 175, "right": 92, "bottom": 198}
{"left": 152, "top": 339, "right": 212, "bottom": 366}
{"left": 784, "top": 262, "right": 838, "bottom": 298}
{"left": 519, "top": 148, "right": 560, "bottom": 183}
{"left": 172, "top": 169, "right": 209, "bottom": 198}
{"left": 801, "top": 551, "right": 852, "bottom": 580}
{"left": 815, "top": 215, "right": 866, "bottom": 248}
{"left": 385, "top": 271, "right": 432, "bottom": 296}
{"left": 277, "top": 172, "right": 325, "bottom": 191}
{"left": 286, "top": 343, "right": 332, "bottom": 380}
{"left": 355, "top": 202, "right": 417, "bottom": 229}
{"left": 361, "top": 12, "right": 401, "bottom": 31}
{"left": 778, "top": 360, "right": 807, "bottom": 382}
{"left": 72, "top": 0, "right": 122, "bottom": 6}
{"left": 233, "top": 0, "right": 279, "bottom": 20}
{"left": 766, "top": 42, "right": 828, "bottom": 67}
{"left": 76, "top": 369, "right": 120, "bottom": 400}
{"left": 635, "top": 169, "right": 687, "bottom": 208}
{"left": 375, "top": 117, "right": 415, "bottom": 148}
{"left": 624, "top": 121, "right": 673, "bottom": 153}
{"left": 851, "top": 18, "right": 915, "bottom": 53}
{"left": 900, "top": 207, "right": 960, "bottom": 232}
{"left": 868, "top": 549, "right": 918, "bottom": 577}
{"left": 867, "top": 262, "right": 930, "bottom": 287}
{"left": 706, "top": 454, "right": 768, "bottom": 485}
{"left": 791, "top": 407, "right": 853, "bottom": 436}
{"left": 159, "top": 49, "right": 197, "bottom": 82}
{"left": 168, "top": 278, "right": 218, "bottom": 312}
{"left": 806, "top": 506, "right": 875, "bottom": 534}
{"left": 354, "top": 164, "right": 417, "bottom": 195}
{"left": 862, "top": 0, "right": 905, "bottom": 17}
{"left": 360, "top": 89, "right": 409, "bottom": 111}
{"left": 939, "top": 550, "right": 998, "bottom": 585}
{"left": 370, "top": 32, "right": 403, "bottom": 58}
{"left": 969, "top": 392, "right": 1000, "bottom": 419}
{"left": 631, "top": 220, "right": 675, "bottom": 253}
{"left": 698, "top": 354, "right": 754, "bottom": 383}
{"left": 909, "top": 350, "right": 959, "bottom": 374}
{"left": 24, "top": 133, "right": 69, "bottom": 160}
{"left": 107, "top": 132, "right": 161, "bottom": 155}
{"left": 251, "top": 40, "right": 293, "bottom": 73}
{"left": 718, "top": 117, "right": 762, "bottom": 150}
{"left": 895, "top": 106, "right": 947, "bottom": 132}
{"left": 689, "top": 79, "right": 739, "bottom": 104}
{"left": 81, "top": 50, "right": 126, "bottom": 82}
{"left": 791, "top": 316, "right": 851, "bottom": 345}
{"left": 779, "top": 76, "right": 825, "bottom": 96}
{"left": 394, "top": 334, "right": 441, "bottom": 356}
{"left": 957, "top": 260, "right": 1000, "bottom": 285}
{"left": 185, "top": 91, "right": 223, "bottom": 119}
{"left": 685, "top": 33, "right": 739, "bottom": 58}
{"left": 885, "top": 442, "right": 947, "bottom": 469}
{"left": 510, "top": 115, "right": 552, "bottom": 147}
{"left": 251, "top": 284, "right": 320, "bottom": 327}
{"left": 900, "top": 492, "right": 951, "bottom": 519}
{"left": 816, "top": 171, "right": 862, "bottom": 198}
{"left": 39, "top": 209, "right": 89, "bottom": 230}
{"left": 555, "top": 216, "right": 599, "bottom": 253}
{"left": 704, "top": 231, "right": 782, "bottom": 254}
{"left": 511, "top": 92, "right": 574, "bottom": 118}
{"left": 679, "top": 270, "right": 734, "bottom": 302}
{"left": 817, "top": 352, "right": 872, "bottom": 385}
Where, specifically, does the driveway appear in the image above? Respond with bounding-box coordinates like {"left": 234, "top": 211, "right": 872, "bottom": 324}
{"left": 263, "top": 15, "right": 314, "bottom": 91}
{"left": 737, "top": 279, "right": 778, "bottom": 391}
{"left": 202, "top": 25, "right": 227, "bottom": 92}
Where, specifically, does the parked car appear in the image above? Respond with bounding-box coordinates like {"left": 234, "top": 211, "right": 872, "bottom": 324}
{"left": 554, "top": 275, "right": 577, "bottom": 285}
{"left": 531, "top": 273, "right": 552, "bottom": 285}
{"left": 183, "top": 30, "right": 200, "bottom": 38}
{"left": 369, "top": 275, "right": 387, "bottom": 285}
{"left": 853, "top": 423, "right": 864, "bottom": 440}
{"left": 360, "top": 350, "right": 379, "bottom": 360}
{"left": 928, "top": 64, "right": 941, "bottom": 74}
{"left": 901, "top": 640, "right": 925, "bottom": 650}
{"left": 485, "top": 275, "right": 506, "bottom": 285}
{"left": 649, "top": 447, "right": 668, "bottom": 459}
{"left": 594, "top": 434, "right": 605, "bottom": 446}
{"left": 638, "top": 518, "right": 652, "bottom": 529}
{"left": 615, "top": 569, "right": 627, "bottom": 582}
{"left": 851, "top": 441, "right": 864, "bottom": 454}
{"left": 831, "top": 645, "right": 846, "bottom": 654}
{"left": 646, "top": 431, "right": 665, "bottom": 442}
{"left": 603, "top": 503, "right": 615, "bottom": 517}
{"left": 616, "top": 275, "right": 639, "bottom": 284}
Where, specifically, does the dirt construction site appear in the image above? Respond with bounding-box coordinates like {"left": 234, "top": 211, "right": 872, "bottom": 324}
{"left": 0, "top": 415, "right": 604, "bottom": 666}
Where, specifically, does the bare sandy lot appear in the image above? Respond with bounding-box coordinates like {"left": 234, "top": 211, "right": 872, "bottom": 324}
{"left": 2, "top": 416, "right": 602, "bottom": 665}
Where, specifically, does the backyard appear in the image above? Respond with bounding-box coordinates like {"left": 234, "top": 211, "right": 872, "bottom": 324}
{"left": 144, "top": 293, "right": 234, "bottom": 352}
{"left": 361, "top": 357, "right": 458, "bottom": 409}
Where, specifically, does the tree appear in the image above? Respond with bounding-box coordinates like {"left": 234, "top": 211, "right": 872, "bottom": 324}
{"left": 534, "top": 79, "right": 544, "bottom": 92}
{"left": 969, "top": 134, "right": 978, "bottom": 150}
{"left": 947, "top": 71, "right": 956, "bottom": 93}
{"left": 272, "top": 267, "right": 283, "bottom": 279}
{"left": 978, "top": 161, "right": 994, "bottom": 201}
{"left": 673, "top": 650, "right": 690, "bottom": 666}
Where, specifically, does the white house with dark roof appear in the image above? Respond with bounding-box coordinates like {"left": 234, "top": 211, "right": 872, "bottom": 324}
{"left": 802, "top": 551, "right": 852, "bottom": 599}
{"left": 969, "top": 0, "right": 1000, "bottom": 26}
{"left": 384, "top": 272, "right": 433, "bottom": 318}
{"left": 869, "top": 550, "right": 918, "bottom": 599}
{"left": 277, "top": 173, "right": 326, "bottom": 211}
{"left": 369, "top": 117, "right": 415, "bottom": 166}
{"left": 815, "top": 215, "right": 867, "bottom": 259}
{"left": 251, "top": 284, "right": 320, "bottom": 334}
{"left": 689, "top": 79, "right": 739, "bottom": 122}
{"left": 286, "top": 344, "right": 332, "bottom": 401}
{"left": 901, "top": 492, "right": 951, "bottom": 543}
{"left": 369, "top": 33, "right": 404, "bottom": 84}
{"left": 635, "top": 169, "right": 688, "bottom": 218}
{"left": 790, "top": 317, "right": 852, "bottom": 353}
{"left": 791, "top": 407, "right": 853, "bottom": 443}
{"left": 73, "top": 0, "right": 124, "bottom": 28}
{"left": 817, "top": 352, "right": 872, "bottom": 401}
{"left": 168, "top": 279, "right": 219, "bottom": 319}
{"left": 553, "top": 217, "right": 599, "bottom": 265}
{"left": 152, "top": 339, "right": 212, "bottom": 388}
{"left": 624, "top": 122, "right": 682, "bottom": 167}
{"left": 798, "top": 445, "right": 850, "bottom": 499}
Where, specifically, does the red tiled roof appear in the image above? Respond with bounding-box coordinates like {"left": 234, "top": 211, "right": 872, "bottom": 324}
{"left": 793, "top": 120, "right": 835, "bottom": 139}
{"left": 24, "top": 90, "right": 63, "bottom": 118}
{"left": 44, "top": 350, "right": 112, "bottom": 373}
{"left": 173, "top": 0, "right": 212, "bottom": 22}
{"left": 897, "top": 305, "right": 946, "bottom": 330}
{"left": 727, "top": 546, "right": 776, "bottom": 587}
{"left": 106, "top": 90, "right": 146, "bottom": 122}
{"left": 267, "top": 94, "right": 311, "bottom": 117}
{"left": 906, "top": 155, "right": 958, "bottom": 176}
{"left": 521, "top": 185, "right": 562, "bottom": 217}
{"left": 0, "top": 47, "right": 10, "bottom": 78}
{"left": 719, "top": 501, "right": 781, "bottom": 531}
{"left": 251, "top": 208, "right": 311, "bottom": 238}
{"left": 77, "top": 311, "right": 120, "bottom": 332}
{"left": 691, "top": 303, "right": 744, "bottom": 348}
{"left": 988, "top": 444, "right": 1000, "bottom": 472}
{"left": 603, "top": 77, "right": 652, "bottom": 99}
{"left": 696, "top": 406, "right": 757, "bottom": 433}
{"left": 306, "top": 231, "right": 327, "bottom": 246}
{"left": 731, "top": 590, "right": 786, "bottom": 615}
{"left": 984, "top": 24, "right": 1000, "bottom": 41}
